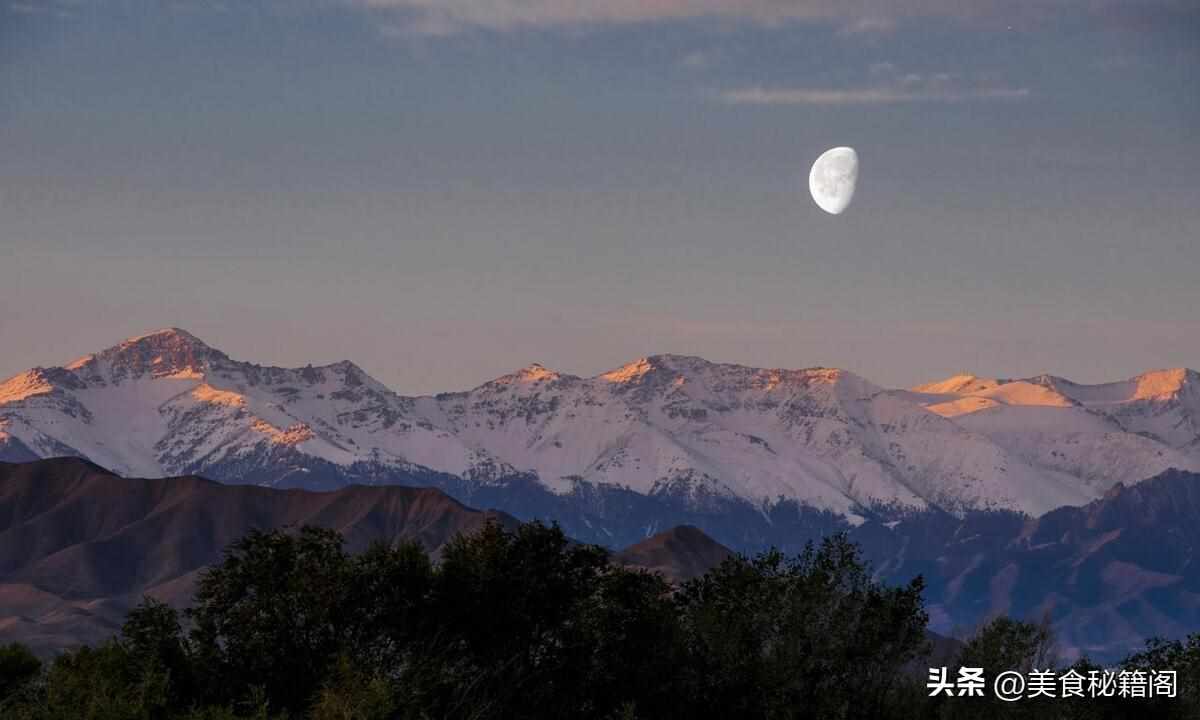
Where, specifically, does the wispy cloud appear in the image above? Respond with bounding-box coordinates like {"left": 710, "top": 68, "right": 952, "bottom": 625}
{"left": 720, "top": 85, "right": 1029, "bottom": 105}
{"left": 719, "top": 67, "right": 1029, "bottom": 106}
{"left": 18, "top": 1, "right": 1190, "bottom": 38}
{"left": 357, "top": 0, "right": 841, "bottom": 34}
{"left": 351, "top": 0, "right": 985, "bottom": 36}
{"left": 353, "top": 0, "right": 1197, "bottom": 36}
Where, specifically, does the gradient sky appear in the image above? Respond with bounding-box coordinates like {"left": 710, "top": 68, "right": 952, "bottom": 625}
{"left": 2, "top": 1, "right": 1198, "bottom": 393}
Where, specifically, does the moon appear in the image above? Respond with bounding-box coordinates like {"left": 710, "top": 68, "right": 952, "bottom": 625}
{"left": 809, "top": 146, "right": 858, "bottom": 215}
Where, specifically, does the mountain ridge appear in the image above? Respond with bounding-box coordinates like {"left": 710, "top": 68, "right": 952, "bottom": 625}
{"left": 4, "top": 457, "right": 1200, "bottom": 662}
{"left": 2, "top": 329, "right": 1198, "bottom": 525}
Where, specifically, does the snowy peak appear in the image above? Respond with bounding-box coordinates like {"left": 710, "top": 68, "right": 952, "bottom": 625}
{"left": 1025, "top": 369, "right": 1197, "bottom": 404}
{"left": 3, "top": 328, "right": 1199, "bottom": 522}
{"left": 487, "top": 363, "right": 571, "bottom": 387}
{"left": 596, "top": 355, "right": 710, "bottom": 397}
{"left": 319, "top": 359, "right": 394, "bottom": 395}
{"left": 598, "top": 354, "right": 875, "bottom": 399}
{"left": 913, "top": 374, "right": 1000, "bottom": 395}
{"left": 904, "top": 367, "right": 1200, "bottom": 477}
{"left": 514, "top": 363, "right": 560, "bottom": 382}
{"left": 912, "top": 377, "right": 1077, "bottom": 418}
{"left": 1130, "top": 368, "right": 1197, "bottom": 402}
{"left": 911, "top": 369, "right": 1200, "bottom": 415}
{"left": 0, "top": 329, "right": 464, "bottom": 481}
{"left": 597, "top": 354, "right": 729, "bottom": 384}
{"left": 599, "top": 356, "right": 660, "bottom": 384}
{"left": 70, "top": 328, "right": 227, "bottom": 384}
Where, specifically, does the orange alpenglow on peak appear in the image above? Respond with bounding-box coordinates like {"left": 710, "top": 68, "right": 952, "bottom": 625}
{"left": 600, "top": 358, "right": 657, "bottom": 384}
{"left": 1131, "top": 368, "right": 1196, "bottom": 401}
{"left": 489, "top": 363, "right": 564, "bottom": 386}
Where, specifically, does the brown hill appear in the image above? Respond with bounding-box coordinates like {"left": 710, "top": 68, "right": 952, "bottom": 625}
{"left": 614, "top": 525, "right": 735, "bottom": 583}
{"left": 0, "top": 457, "right": 518, "bottom": 654}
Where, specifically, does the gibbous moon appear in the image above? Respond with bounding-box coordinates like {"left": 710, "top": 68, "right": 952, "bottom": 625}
{"left": 809, "top": 146, "right": 858, "bottom": 215}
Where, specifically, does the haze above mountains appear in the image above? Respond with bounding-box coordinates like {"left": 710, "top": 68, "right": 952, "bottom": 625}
{"left": 2, "top": 328, "right": 1197, "bottom": 525}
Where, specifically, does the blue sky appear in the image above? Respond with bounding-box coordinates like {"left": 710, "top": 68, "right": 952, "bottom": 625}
{"left": 2, "top": 1, "right": 1198, "bottom": 392}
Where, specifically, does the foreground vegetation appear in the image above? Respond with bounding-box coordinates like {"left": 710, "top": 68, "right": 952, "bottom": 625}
{"left": 0, "top": 522, "right": 1196, "bottom": 719}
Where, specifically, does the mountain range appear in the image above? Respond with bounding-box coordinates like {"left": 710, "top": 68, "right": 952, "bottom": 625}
{"left": 2, "top": 328, "right": 1197, "bottom": 542}
{"left": 853, "top": 468, "right": 1200, "bottom": 663}
{"left": 4, "top": 457, "right": 1200, "bottom": 665}
{"left": 0, "top": 458, "right": 716, "bottom": 655}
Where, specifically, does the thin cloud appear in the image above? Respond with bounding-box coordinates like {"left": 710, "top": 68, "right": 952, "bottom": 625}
{"left": 357, "top": 0, "right": 846, "bottom": 34}
{"left": 351, "top": 0, "right": 1001, "bottom": 36}
{"left": 720, "top": 85, "right": 1029, "bottom": 105}
{"left": 352, "top": 0, "right": 1196, "bottom": 36}
{"left": 719, "top": 64, "right": 1029, "bottom": 105}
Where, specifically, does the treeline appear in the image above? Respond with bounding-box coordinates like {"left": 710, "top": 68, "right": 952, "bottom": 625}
{"left": 0, "top": 522, "right": 1196, "bottom": 719}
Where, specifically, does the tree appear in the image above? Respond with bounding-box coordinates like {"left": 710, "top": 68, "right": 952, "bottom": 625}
{"left": 121, "top": 598, "right": 196, "bottom": 708}
{"left": 0, "top": 642, "right": 41, "bottom": 705}
{"left": 942, "top": 616, "right": 1058, "bottom": 720}
{"left": 40, "top": 641, "right": 170, "bottom": 720}
{"left": 567, "top": 566, "right": 685, "bottom": 719}
{"left": 674, "top": 533, "right": 929, "bottom": 720}
{"left": 1121, "top": 633, "right": 1200, "bottom": 719}
{"left": 342, "top": 539, "right": 435, "bottom": 674}
{"left": 187, "top": 526, "right": 355, "bottom": 714}
{"left": 309, "top": 654, "right": 395, "bottom": 720}
{"left": 1, "top": 522, "right": 960, "bottom": 720}
{"left": 956, "top": 615, "right": 1057, "bottom": 675}
{"left": 420, "top": 520, "right": 616, "bottom": 719}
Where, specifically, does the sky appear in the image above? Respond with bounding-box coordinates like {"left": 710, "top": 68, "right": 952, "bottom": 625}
{"left": 1, "top": 0, "right": 1198, "bottom": 394}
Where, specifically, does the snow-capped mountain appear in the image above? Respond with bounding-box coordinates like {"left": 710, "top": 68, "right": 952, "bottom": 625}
{"left": 0, "top": 329, "right": 501, "bottom": 487}
{"left": 896, "top": 369, "right": 1200, "bottom": 496}
{"left": 2, "top": 329, "right": 1198, "bottom": 524}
